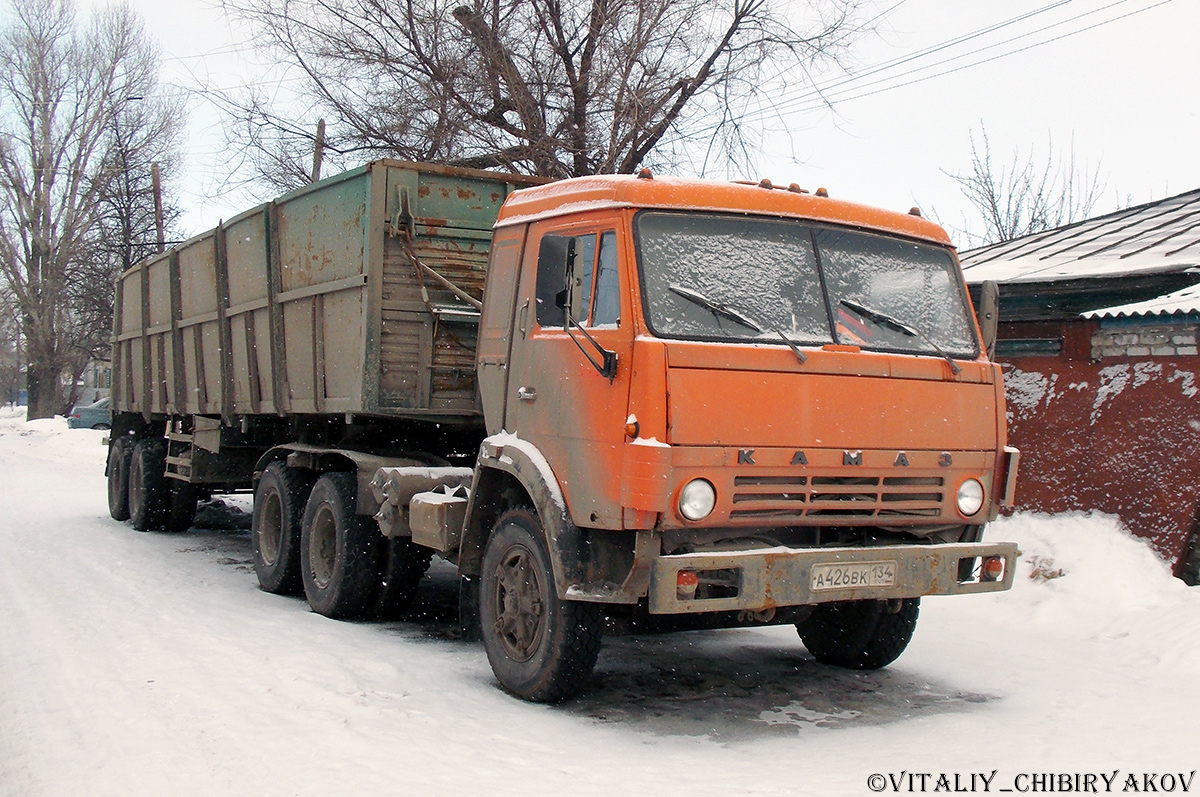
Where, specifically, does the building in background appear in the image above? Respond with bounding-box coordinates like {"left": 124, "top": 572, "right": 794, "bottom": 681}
{"left": 961, "top": 190, "right": 1200, "bottom": 583}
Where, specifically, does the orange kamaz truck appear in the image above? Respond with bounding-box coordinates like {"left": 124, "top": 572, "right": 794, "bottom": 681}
{"left": 108, "top": 160, "right": 1019, "bottom": 702}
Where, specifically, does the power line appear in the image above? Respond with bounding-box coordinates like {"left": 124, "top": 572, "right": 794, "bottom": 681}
{"left": 696, "top": 0, "right": 1174, "bottom": 135}
{"left": 778, "top": 0, "right": 1175, "bottom": 118}
{"left": 787, "top": 0, "right": 1080, "bottom": 113}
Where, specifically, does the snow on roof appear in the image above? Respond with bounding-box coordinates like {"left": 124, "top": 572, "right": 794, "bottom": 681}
{"left": 960, "top": 188, "right": 1200, "bottom": 284}
{"left": 1082, "top": 283, "right": 1200, "bottom": 319}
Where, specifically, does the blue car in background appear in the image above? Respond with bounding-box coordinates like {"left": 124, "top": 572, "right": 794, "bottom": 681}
{"left": 67, "top": 397, "right": 111, "bottom": 429}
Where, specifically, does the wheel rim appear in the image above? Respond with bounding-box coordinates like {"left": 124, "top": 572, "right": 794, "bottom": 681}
{"left": 491, "top": 543, "right": 545, "bottom": 663}
{"left": 309, "top": 504, "right": 337, "bottom": 589}
{"left": 259, "top": 490, "right": 283, "bottom": 566}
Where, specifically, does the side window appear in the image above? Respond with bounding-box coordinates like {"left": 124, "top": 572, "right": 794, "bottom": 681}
{"left": 535, "top": 234, "right": 570, "bottom": 326}
{"left": 592, "top": 231, "right": 620, "bottom": 326}
{"left": 535, "top": 230, "right": 615, "bottom": 327}
{"left": 570, "top": 235, "right": 596, "bottom": 326}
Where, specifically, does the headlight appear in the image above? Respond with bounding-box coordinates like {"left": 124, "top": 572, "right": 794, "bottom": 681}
{"left": 678, "top": 479, "right": 716, "bottom": 521}
{"left": 956, "top": 478, "right": 985, "bottom": 516}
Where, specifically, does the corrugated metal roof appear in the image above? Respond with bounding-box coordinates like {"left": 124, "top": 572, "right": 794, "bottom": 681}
{"left": 1082, "top": 283, "right": 1200, "bottom": 319}
{"left": 959, "top": 188, "right": 1200, "bottom": 284}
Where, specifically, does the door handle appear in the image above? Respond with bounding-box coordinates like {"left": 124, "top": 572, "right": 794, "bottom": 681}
{"left": 518, "top": 300, "right": 529, "bottom": 337}
{"left": 517, "top": 386, "right": 537, "bottom": 402}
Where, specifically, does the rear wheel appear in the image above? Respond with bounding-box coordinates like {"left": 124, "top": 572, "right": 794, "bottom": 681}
{"left": 375, "top": 537, "right": 433, "bottom": 617}
{"left": 106, "top": 437, "right": 132, "bottom": 521}
{"left": 252, "top": 463, "right": 314, "bottom": 594}
{"left": 165, "top": 481, "right": 198, "bottom": 533}
{"left": 480, "top": 508, "right": 602, "bottom": 702}
{"left": 128, "top": 439, "right": 168, "bottom": 532}
{"left": 796, "top": 598, "right": 920, "bottom": 670}
{"left": 300, "top": 473, "right": 380, "bottom": 619}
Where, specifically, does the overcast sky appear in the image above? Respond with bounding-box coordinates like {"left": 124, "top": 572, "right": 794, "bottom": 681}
{"left": 61, "top": 0, "right": 1200, "bottom": 246}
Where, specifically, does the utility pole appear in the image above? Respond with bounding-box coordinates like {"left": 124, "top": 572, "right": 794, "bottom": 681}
{"left": 311, "top": 118, "right": 326, "bottom": 183}
{"left": 151, "top": 162, "right": 165, "bottom": 254}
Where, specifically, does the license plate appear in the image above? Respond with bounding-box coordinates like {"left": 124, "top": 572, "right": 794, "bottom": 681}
{"left": 810, "top": 561, "right": 897, "bottom": 591}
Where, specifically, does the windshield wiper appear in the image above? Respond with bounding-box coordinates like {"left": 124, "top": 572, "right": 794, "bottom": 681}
{"left": 669, "top": 284, "right": 762, "bottom": 332}
{"left": 838, "top": 298, "right": 961, "bottom": 375}
{"left": 669, "top": 283, "right": 806, "bottom": 364}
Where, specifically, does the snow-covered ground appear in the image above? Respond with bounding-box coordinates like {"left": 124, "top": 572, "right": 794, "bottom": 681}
{"left": 1, "top": 407, "right": 1197, "bottom": 796}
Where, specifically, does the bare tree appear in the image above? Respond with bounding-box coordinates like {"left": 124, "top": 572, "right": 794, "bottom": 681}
{"left": 60, "top": 86, "right": 186, "bottom": 412}
{"left": 217, "top": 0, "right": 866, "bottom": 190}
{"left": 0, "top": 0, "right": 181, "bottom": 419}
{"left": 944, "top": 124, "right": 1107, "bottom": 248}
{"left": 0, "top": 291, "right": 18, "bottom": 406}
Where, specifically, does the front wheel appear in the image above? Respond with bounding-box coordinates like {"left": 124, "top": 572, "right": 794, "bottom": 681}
{"left": 479, "top": 508, "right": 602, "bottom": 702}
{"left": 796, "top": 598, "right": 920, "bottom": 670}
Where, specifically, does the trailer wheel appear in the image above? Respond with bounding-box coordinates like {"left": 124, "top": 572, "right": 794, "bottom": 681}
{"left": 107, "top": 437, "right": 133, "bottom": 521}
{"left": 300, "top": 472, "right": 380, "bottom": 619}
{"left": 252, "top": 463, "right": 314, "bottom": 595}
{"left": 375, "top": 537, "right": 433, "bottom": 617}
{"left": 128, "top": 439, "right": 168, "bottom": 532}
{"left": 166, "top": 481, "right": 198, "bottom": 533}
{"left": 480, "top": 508, "right": 602, "bottom": 702}
{"left": 796, "top": 598, "right": 920, "bottom": 670}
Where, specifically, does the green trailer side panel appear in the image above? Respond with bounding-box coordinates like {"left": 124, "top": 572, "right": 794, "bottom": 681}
{"left": 225, "top": 210, "right": 273, "bottom": 414}
{"left": 111, "top": 159, "right": 546, "bottom": 424}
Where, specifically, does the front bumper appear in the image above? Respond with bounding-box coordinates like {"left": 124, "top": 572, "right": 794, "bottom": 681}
{"left": 648, "top": 541, "right": 1017, "bottom": 614}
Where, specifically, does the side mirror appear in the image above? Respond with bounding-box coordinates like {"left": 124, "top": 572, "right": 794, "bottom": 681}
{"left": 979, "top": 280, "right": 1000, "bottom": 360}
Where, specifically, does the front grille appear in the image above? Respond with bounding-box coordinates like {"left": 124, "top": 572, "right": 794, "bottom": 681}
{"left": 730, "top": 474, "right": 945, "bottom": 520}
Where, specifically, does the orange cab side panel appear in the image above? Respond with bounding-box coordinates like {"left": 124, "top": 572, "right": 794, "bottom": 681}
{"left": 476, "top": 225, "right": 529, "bottom": 432}
{"left": 501, "top": 213, "right": 636, "bottom": 530}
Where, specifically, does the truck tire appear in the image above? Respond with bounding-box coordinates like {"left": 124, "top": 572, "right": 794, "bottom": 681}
{"left": 107, "top": 437, "right": 132, "bottom": 521}
{"left": 166, "top": 481, "right": 198, "bottom": 533}
{"left": 300, "top": 472, "right": 380, "bottom": 619}
{"left": 796, "top": 598, "right": 920, "bottom": 670}
{"left": 252, "top": 463, "right": 313, "bottom": 595}
{"left": 479, "top": 508, "right": 602, "bottom": 702}
{"left": 128, "top": 439, "right": 168, "bottom": 532}
{"left": 374, "top": 537, "right": 433, "bottom": 617}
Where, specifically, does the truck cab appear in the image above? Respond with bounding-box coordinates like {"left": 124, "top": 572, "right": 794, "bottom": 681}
{"left": 449, "top": 172, "right": 1018, "bottom": 699}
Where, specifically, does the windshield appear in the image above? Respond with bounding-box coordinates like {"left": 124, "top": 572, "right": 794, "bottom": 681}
{"left": 635, "top": 212, "right": 978, "bottom": 358}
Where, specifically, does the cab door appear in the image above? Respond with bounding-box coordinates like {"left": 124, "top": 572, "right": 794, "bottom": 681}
{"left": 505, "top": 216, "right": 634, "bottom": 529}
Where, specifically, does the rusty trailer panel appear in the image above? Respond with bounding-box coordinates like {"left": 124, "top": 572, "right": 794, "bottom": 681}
{"left": 111, "top": 160, "right": 545, "bottom": 423}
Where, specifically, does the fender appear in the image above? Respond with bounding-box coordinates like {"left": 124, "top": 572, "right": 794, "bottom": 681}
{"left": 462, "top": 433, "right": 653, "bottom": 604}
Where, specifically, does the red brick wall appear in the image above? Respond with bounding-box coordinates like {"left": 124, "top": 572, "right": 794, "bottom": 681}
{"left": 999, "top": 320, "right": 1200, "bottom": 574}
